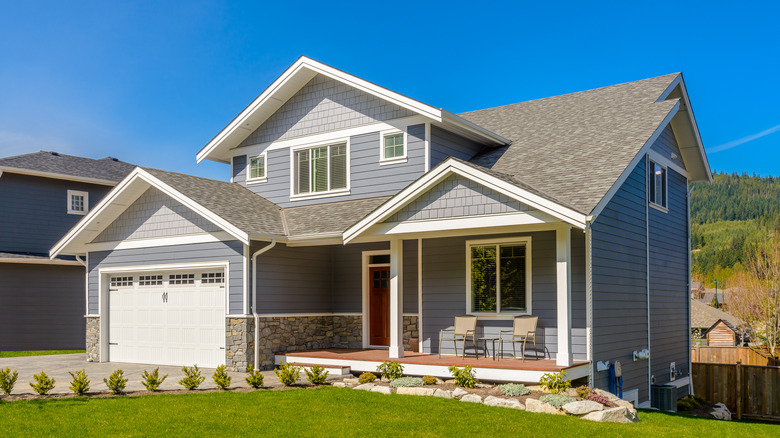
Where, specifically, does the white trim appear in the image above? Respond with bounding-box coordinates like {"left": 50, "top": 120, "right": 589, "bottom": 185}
{"left": 246, "top": 152, "right": 268, "bottom": 184}
{"left": 424, "top": 122, "right": 431, "bottom": 171}
{"left": 255, "top": 313, "right": 362, "bottom": 317}
{"left": 288, "top": 138, "right": 351, "bottom": 202}
{"left": 84, "top": 231, "right": 235, "bottom": 252}
{"left": 647, "top": 149, "right": 688, "bottom": 179}
{"left": 378, "top": 128, "right": 407, "bottom": 165}
{"left": 0, "top": 166, "right": 117, "bottom": 186}
{"left": 417, "top": 238, "right": 423, "bottom": 353}
{"left": 243, "top": 244, "right": 250, "bottom": 315}
{"left": 350, "top": 223, "right": 564, "bottom": 244}
{"left": 647, "top": 156, "right": 669, "bottom": 211}
{"left": 389, "top": 239, "right": 404, "bottom": 358}
{"left": 369, "top": 211, "right": 558, "bottom": 237}
{"left": 0, "top": 257, "right": 82, "bottom": 266}
{"left": 645, "top": 165, "right": 652, "bottom": 400}
{"left": 649, "top": 203, "right": 669, "bottom": 213}
{"left": 362, "top": 249, "right": 391, "bottom": 349}
{"left": 67, "top": 190, "right": 89, "bottom": 215}
{"left": 98, "top": 260, "right": 230, "bottom": 274}
{"left": 555, "top": 225, "right": 573, "bottom": 367}
{"left": 585, "top": 225, "right": 593, "bottom": 385}
{"left": 465, "top": 236, "right": 532, "bottom": 315}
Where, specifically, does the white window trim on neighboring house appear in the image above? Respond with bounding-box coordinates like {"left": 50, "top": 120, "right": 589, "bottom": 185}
{"left": 465, "top": 236, "right": 532, "bottom": 317}
{"left": 289, "top": 137, "right": 351, "bottom": 202}
{"left": 379, "top": 128, "right": 407, "bottom": 165}
{"left": 648, "top": 159, "right": 669, "bottom": 213}
{"left": 246, "top": 152, "right": 268, "bottom": 184}
{"left": 67, "top": 190, "right": 89, "bottom": 215}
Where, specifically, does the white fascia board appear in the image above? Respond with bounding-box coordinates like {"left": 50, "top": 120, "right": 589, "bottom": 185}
{"left": 0, "top": 166, "right": 117, "bottom": 186}
{"left": 0, "top": 257, "right": 82, "bottom": 266}
{"left": 440, "top": 110, "right": 512, "bottom": 146}
{"left": 370, "top": 211, "right": 556, "bottom": 236}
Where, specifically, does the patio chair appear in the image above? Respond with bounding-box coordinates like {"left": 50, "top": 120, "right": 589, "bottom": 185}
{"left": 438, "top": 315, "right": 478, "bottom": 359}
{"left": 499, "top": 315, "right": 538, "bottom": 361}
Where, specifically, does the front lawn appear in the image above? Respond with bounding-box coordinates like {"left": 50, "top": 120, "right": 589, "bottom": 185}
{"left": 0, "top": 387, "right": 777, "bottom": 437}
{"left": 0, "top": 350, "right": 85, "bottom": 358}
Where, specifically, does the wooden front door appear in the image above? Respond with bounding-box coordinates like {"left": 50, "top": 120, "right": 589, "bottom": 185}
{"left": 369, "top": 267, "right": 390, "bottom": 346}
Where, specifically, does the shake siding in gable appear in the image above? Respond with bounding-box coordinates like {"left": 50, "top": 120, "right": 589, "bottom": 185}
{"left": 590, "top": 157, "right": 649, "bottom": 402}
{"left": 650, "top": 124, "right": 685, "bottom": 169}
{"left": 429, "top": 125, "right": 484, "bottom": 168}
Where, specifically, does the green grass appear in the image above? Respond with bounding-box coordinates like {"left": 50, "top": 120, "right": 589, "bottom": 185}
{"left": 0, "top": 350, "right": 85, "bottom": 358}
{"left": 0, "top": 387, "right": 777, "bottom": 437}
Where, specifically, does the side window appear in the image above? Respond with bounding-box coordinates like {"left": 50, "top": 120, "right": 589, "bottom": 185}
{"left": 648, "top": 160, "right": 667, "bottom": 209}
{"left": 67, "top": 190, "right": 89, "bottom": 215}
{"left": 247, "top": 154, "right": 267, "bottom": 182}
{"left": 380, "top": 130, "right": 407, "bottom": 164}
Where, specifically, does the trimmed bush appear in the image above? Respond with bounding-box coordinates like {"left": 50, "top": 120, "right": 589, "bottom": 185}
{"left": 539, "top": 371, "right": 571, "bottom": 394}
{"left": 274, "top": 362, "right": 301, "bottom": 386}
{"left": 104, "top": 369, "right": 127, "bottom": 395}
{"left": 212, "top": 365, "right": 231, "bottom": 390}
{"left": 245, "top": 364, "right": 264, "bottom": 389}
{"left": 390, "top": 377, "right": 424, "bottom": 388}
{"left": 30, "top": 371, "right": 56, "bottom": 395}
{"left": 376, "top": 361, "right": 404, "bottom": 380}
{"left": 305, "top": 365, "right": 329, "bottom": 385}
{"left": 539, "top": 394, "right": 575, "bottom": 409}
{"left": 422, "top": 375, "right": 438, "bottom": 386}
{"left": 0, "top": 367, "right": 18, "bottom": 395}
{"left": 179, "top": 365, "right": 205, "bottom": 390}
{"left": 68, "top": 369, "right": 91, "bottom": 395}
{"left": 448, "top": 365, "right": 476, "bottom": 388}
{"left": 358, "top": 372, "right": 376, "bottom": 384}
{"left": 141, "top": 368, "right": 168, "bottom": 391}
{"left": 499, "top": 383, "right": 530, "bottom": 397}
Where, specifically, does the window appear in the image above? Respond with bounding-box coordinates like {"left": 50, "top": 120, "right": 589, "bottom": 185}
{"left": 67, "top": 190, "right": 89, "bottom": 215}
{"left": 201, "top": 272, "right": 224, "bottom": 284}
{"left": 648, "top": 160, "right": 667, "bottom": 209}
{"left": 293, "top": 142, "right": 348, "bottom": 196}
{"left": 379, "top": 130, "right": 407, "bottom": 164}
{"left": 169, "top": 273, "right": 195, "bottom": 285}
{"left": 248, "top": 154, "right": 266, "bottom": 181}
{"left": 110, "top": 276, "right": 133, "bottom": 287}
{"left": 467, "top": 238, "right": 531, "bottom": 314}
{"left": 139, "top": 275, "right": 163, "bottom": 286}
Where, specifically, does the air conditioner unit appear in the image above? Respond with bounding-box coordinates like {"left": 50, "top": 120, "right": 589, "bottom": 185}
{"left": 651, "top": 384, "right": 677, "bottom": 412}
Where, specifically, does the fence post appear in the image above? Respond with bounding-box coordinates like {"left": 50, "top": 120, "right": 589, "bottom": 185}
{"left": 736, "top": 360, "right": 742, "bottom": 420}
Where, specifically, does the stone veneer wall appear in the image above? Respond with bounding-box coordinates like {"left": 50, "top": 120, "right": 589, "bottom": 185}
{"left": 86, "top": 316, "right": 100, "bottom": 362}
{"left": 403, "top": 315, "right": 419, "bottom": 351}
{"left": 226, "top": 317, "right": 254, "bottom": 371}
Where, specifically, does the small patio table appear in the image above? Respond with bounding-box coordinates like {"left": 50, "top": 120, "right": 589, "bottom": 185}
{"left": 478, "top": 337, "right": 500, "bottom": 360}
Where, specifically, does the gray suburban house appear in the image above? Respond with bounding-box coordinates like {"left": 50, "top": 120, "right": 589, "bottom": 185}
{"left": 0, "top": 151, "right": 134, "bottom": 350}
{"left": 52, "top": 57, "right": 711, "bottom": 407}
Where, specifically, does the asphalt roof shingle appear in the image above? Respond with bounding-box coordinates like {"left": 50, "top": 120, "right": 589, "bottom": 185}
{"left": 691, "top": 299, "right": 746, "bottom": 330}
{"left": 0, "top": 151, "right": 136, "bottom": 182}
{"left": 283, "top": 196, "right": 391, "bottom": 236}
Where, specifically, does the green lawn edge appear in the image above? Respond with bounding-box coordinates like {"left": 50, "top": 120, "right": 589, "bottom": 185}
{"left": 0, "top": 350, "right": 85, "bottom": 358}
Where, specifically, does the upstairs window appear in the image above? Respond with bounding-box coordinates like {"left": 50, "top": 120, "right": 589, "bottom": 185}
{"left": 648, "top": 160, "right": 667, "bottom": 209}
{"left": 248, "top": 154, "right": 266, "bottom": 181}
{"left": 67, "top": 190, "right": 89, "bottom": 215}
{"left": 293, "top": 142, "right": 348, "bottom": 196}
{"left": 380, "top": 130, "right": 406, "bottom": 164}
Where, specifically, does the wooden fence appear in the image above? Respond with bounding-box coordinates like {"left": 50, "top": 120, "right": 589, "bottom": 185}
{"left": 692, "top": 346, "right": 779, "bottom": 366}
{"left": 693, "top": 362, "right": 780, "bottom": 420}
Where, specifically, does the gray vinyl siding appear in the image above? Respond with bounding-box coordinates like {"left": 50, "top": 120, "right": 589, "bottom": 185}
{"left": 421, "top": 231, "right": 587, "bottom": 359}
{"left": 232, "top": 155, "right": 247, "bottom": 184}
{"left": 590, "top": 157, "right": 649, "bottom": 402}
{"left": 241, "top": 124, "right": 426, "bottom": 208}
{"left": 0, "top": 173, "right": 111, "bottom": 255}
{"left": 650, "top": 124, "right": 685, "bottom": 169}
{"left": 87, "top": 241, "right": 245, "bottom": 314}
{"left": 331, "top": 242, "right": 390, "bottom": 313}
{"left": 649, "top": 167, "right": 690, "bottom": 391}
{"left": 0, "top": 263, "right": 86, "bottom": 350}
{"left": 429, "top": 125, "right": 484, "bottom": 168}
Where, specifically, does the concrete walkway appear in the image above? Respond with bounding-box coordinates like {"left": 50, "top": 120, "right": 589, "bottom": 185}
{"left": 0, "top": 354, "right": 284, "bottom": 395}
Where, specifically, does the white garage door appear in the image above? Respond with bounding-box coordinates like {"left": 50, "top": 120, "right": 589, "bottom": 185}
{"left": 108, "top": 269, "right": 225, "bottom": 368}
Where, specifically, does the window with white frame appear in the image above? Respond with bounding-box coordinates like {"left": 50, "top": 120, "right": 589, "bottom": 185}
{"left": 201, "top": 272, "right": 224, "bottom": 284}
{"left": 139, "top": 275, "right": 163, "bottom": 286}
{"left": 67, "top": 190, "right": 89, "bottom": 215}
{"left": 648, "top": 160, "right": 667, "bottom": 209}
{"left": 110, "top": 276, "right": 133, "bottom": 287}
{"left": 381, "top": 131, "right": 406, "bottom": 163}
{"left": 467, "top": 238, "right": 531, "bottom": 314}
{"left": 293, "top": 142, "right": 348, "bottom": 196}
{"left": 248, "top": 154, "right": 266, "bottom": 181}
{"left": 169, "top": 273, "right": 195, "bottom": 285}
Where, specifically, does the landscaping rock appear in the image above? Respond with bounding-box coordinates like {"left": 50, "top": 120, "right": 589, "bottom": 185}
{"left": 433, "top": 389, "right": 452, "bottom": 399}
{"left": 564, "top": 388, "right": 579, "bottom": 397}
{"left": 582, "top": 407, "right": 635, "bottom": 423}
{"left": 460, "top": 394, "right": 483, "bottom": 403}
{"left": 452, "top": 388, "right": 469, "bottom": 398}
{"left": 562, "top": 400, "right": 603, "bottom": 415}
{"left": 354, "top": 383, "right": 374, "bottom": 391}
{"left": 475, "top": 383, "right": 493, "bottom": 389}
{"left": 484, "top": 396, "right": 525, "bottom": 410}
{"left": 331, "top": 382, "right": 347, "bottom": 388}
{"left": 444, "top": 379, "right": 456, "bottom": 384}
{"left": 396, "top": 387, "right": 436, "bottom": 396}
{"left": 525, "top": 398, "right": 565, "bottom": 415}
{"left": 589, "top": 388, "right": 638, "bottom": 420}
{"left": 711, "top": 403, "right": 732, "bottom": 421}
{"left": 343, "top": 378, "right": 359, "bottom": 385}
{"left": 371, "top": 386, "right": 392, "bottom": 395}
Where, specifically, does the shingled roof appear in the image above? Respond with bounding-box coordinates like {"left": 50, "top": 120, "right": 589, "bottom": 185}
{"left": 462, "top": 73, "right": 681, "bottom": 214}
{"left": 0, "top": 151, "right": 136, "bottom": 183}
{"left": 691, "top": 299, "right": 746, "bottom": 330}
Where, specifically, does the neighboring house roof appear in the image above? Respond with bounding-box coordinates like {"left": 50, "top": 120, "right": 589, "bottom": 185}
{"left": 0, "top": 251, "right": 80, "bottom": 266}
{"left": 0, "top": 151, "right": 136, "bottom": 185}
{"left": 706, "top": 318, "right": 741, "bottom": 335}
{"left": 691, "top": 299, "right": 746, "bottom": 330}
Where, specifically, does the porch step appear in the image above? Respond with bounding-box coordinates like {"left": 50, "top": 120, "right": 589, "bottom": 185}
{"left": 278, "top": 357, "right": 352, "bottom": 375}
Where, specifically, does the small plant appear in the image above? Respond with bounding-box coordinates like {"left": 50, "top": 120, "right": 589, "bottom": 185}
{"left": 422, "top": 375, "right": 438, "bottom": 385}
{"left": 305, "top": 365, "right": 329, "bottom": 385}
{"left": 390, "top": 377, "right": 425, "bottom": 388}
{"left": 585, "top": 392, "right": 611, "bottom": 406}
{"left": 68, "top": 369, "right": 91, "bottom": 395}
{"left": 141, "top": 368, "right": 168, "bottom": 391}
{"left": 358, "top": 372, "right": 376, "bottom": 384}
{"left": 245, "top": 364, "right": 264, "bottom": 389}
{"left": 103, "top": 369, "right": 127, "bottom": 395}
{"left": 30, "top": 371, "right": 56, "bottom": 395}
{"left": 575, "top": 385, "right": 592, "bottom": 398}
{"left": 539, "top": 394, "right": 576, "bottom": 409}
{"left": 376, "top": 361, "right": 404, "bottom": 380}
{"left": 677, "top": 394, "right": 704, "bottom": 411}
{"left": 179, "top": 365, "right": 205, "bottom": 390}
{"left": 539, "top": 371, "right": 571, "bottom": 394}
{"left": 448, "top": 365, "right": 476, "bottom": 388}
{"left": 0, "top": 367, "right": 19, "bottom": 395}
{"left": 212, "top": 365, "right": 232, "bottom": 390}
{"left": 274, "top": 362, "right": 301, "bottom": 386}
{"left": 499, "top": 383, "right": 531, "bottom": 397}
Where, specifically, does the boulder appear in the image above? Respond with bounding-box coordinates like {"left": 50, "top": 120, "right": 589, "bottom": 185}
{"left": 711, "top": 403, "right": 732, "bottom": 421}
{"left": 452, "top": 388, "right": 470, "bottom": 399}
{"left": 371, "top": 385, "right": 392, "bottom": 395}
{"left": 433, "top": 389, "right": 452, "bottom": 399}
{"left": 484, "top": 396, "right": 525, "bottom": 410}
{"left": 562, "top": 400, "right": 604, "bottom": 415}
{"left": 396, "top": 387, "right": 436, "bottom": 396}
{"left": 590, "top": 388, "right": 638, "bottom": 420}
{"left": 581, "top": 406, "right": 636, "bottom": 423}
{"left": 460, "top": 394, "right": 483, "bottom": 403}
{"left": 354, "top": 383, "right": 374, "bottom": 391}
{"left": 475, "top": 383, "right": 494, "bottom": 389}
{"left": 525, "top": 398, "right": 565, "bottom": 415}
{"left": 331, "top": 382, "right": 347, "bottom": 388}
{"left": 343, "top": 378, "right": 360, "bottom": 385}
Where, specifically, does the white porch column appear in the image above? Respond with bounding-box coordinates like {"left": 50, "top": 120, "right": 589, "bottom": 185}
{"left": 556, "top": 225, "right": 573, "bottom": 366}
{"left": 389, "top": 239, "right": 404, "bottom": 358}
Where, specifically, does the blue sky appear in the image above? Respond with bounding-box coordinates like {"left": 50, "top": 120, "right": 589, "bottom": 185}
{"left": 1, "top": 1, "right": 778, "bottom": 180}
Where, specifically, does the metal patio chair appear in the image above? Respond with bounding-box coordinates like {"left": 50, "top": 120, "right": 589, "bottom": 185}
{"left": 438, "top": 315, "right": 478, "bottom": 359}
{"left": 499, "top": 315, "right": 538, "bottom": 361}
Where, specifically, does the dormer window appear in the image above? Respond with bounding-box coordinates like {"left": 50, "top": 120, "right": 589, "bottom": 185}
{"left": 380, "top": 130, "right": 406, "bottom": 165}
{"left": 67, "top": 190, "right": 89, "bottom": 215}
{"left": 248, "top": 154, "right": 267, "bottom": 182}
{"left": 292, "top": 142, "right": 349, "bottom": 199}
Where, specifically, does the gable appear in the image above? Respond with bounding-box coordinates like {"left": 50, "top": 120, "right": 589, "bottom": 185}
{"left": 650, "top": 124, "right": 685, "bottom": 169}
{"left": 237, "top": 74, "right": 415, "bottom": 147}
{"left": 384, "top": 174, "right": 532, "bottom": 223}
{"left": 92, "top": 187, "right": 221, "bottom": 243}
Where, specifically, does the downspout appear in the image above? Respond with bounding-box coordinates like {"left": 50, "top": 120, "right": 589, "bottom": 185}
{"left": 687, "top": 183, "right": 695, "bottom": 395}
{"left": 584, "top": 218, "right": 594, "bottom": 387}
{"left": 645, "top": 155, "right": 652, "bottom": 404}
{"left": 251, "top": 240, "right": 276, "bottom": 369}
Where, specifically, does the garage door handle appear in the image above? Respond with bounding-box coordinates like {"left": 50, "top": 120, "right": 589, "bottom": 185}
{"left": 109, "top": 343, "right": 118, "bottom": 345}
{"left": 219, "top": 347, "right": 225, "bottom": 350}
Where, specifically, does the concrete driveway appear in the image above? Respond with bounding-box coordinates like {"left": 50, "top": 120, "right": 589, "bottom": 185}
{"left": 0, "top": 354, "right": 283, "bottom": 395}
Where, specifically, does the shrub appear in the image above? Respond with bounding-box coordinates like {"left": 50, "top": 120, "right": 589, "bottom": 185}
{"left": 575, "top": 385, "right": 591, "bottom": 398}
{"left": 274, "top": 362, "right": 301, "bottom": 386}
{"left": 179, "top": 365, "right": 205, "bottom": 390}
{"left": 448, "top": 365, "right": 476, "bottom": 388}
{"left": 245, "top": 364, "right": 264, "bottom": 389}
{"left": 68, "top": 369, "right": 90, "bottom": 395}
{"left": 103, "top": 369, "right": 127, "bottom": 395}
{"left": 422, "top": 375, "right": 438, "bottom": 386}
{"left": 539, "top": 371, "right": 571, "bottom": 394}
{"left": 0, "top": 367, "right": 18, "bottom": 395}
{"left": 141, "top": 368, "right": 168, "bottom": 391}
{"left": 539, "top": 394, "right": 575, "bottom": 409}
{"left": 585, "top": 392, "right": 611, "bottom": 406}
{"left": 30, "top": 371, "right": 56, "bottom": 395}
{"left": 677, "top": 394, "right": 704, "bottom": 411}
{"left": 390, "top": 377, "right": 425, "bottom": 388}
{"left": 376, "top": 361, "right": 404, "bottom": 380}
{"left": 358, "top": 372, "right": 376, "bottom": 384}
{"left": 692, "top": 393, "right": 706, "bottom": 404}
{"left": 305, "top": 365, "right": 329, "bottom": 385}
{"left": 499, "top": 383, "right": 531, "bottom": 397}
{"left": 212, "top": 365, "right": 231, "bottom": 390}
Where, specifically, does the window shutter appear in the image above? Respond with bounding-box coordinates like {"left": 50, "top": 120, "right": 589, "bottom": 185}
{"left": 330, "top": 143, "right": 347, "bottom": 189}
